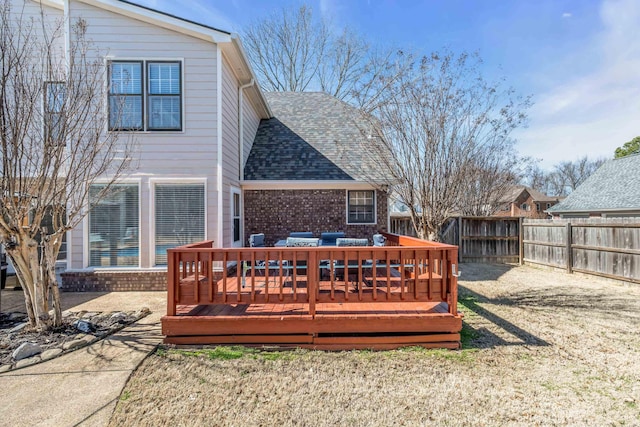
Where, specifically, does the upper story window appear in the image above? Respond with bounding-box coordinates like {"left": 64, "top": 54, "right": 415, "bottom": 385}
{"left": 347, "top": 190, "right": 376, "bottom": 224}
{"left": 108, "top": 60, "right": 182, "bottom": 131}
{"left": 521, "top": 203, "right": 529, "bottom": 211}
{"left": 44, "top": 81, "right": 65, "bottom": 143}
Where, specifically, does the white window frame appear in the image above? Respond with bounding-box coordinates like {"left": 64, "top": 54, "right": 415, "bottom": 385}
{"left": 346, "top": 189, "right": 377, "bottom": 225}
{"left": 149, "top": 178, "right": 207, "bottom": 266}
{"left": 230, "top": 187, "right": 242, "bottom": 247}
{"left": 106, "top": 57, "right": 185, "bottom": 133}
{"left": 83, "top": 179, "right": 142, "bottom": 269}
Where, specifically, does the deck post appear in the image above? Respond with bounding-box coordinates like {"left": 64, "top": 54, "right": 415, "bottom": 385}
{"left": 308, "top": 249, "right": 317, "bottom": 317}
{"left": 167, "top": 250, "right": 176, "bottom": 316}
{"left": 448, "top": 248, "right": 458, "bottom": 316}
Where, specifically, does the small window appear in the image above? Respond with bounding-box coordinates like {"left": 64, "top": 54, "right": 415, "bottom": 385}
{"left": 109, "top": 62, "right": 143, "bottom": 131}
{"left": 348, "top": 190, "right": 375, "bottom": 224}
{"left": 535, "top": 203, "right": 540, "bottom": 212}
{"left": 154, "top": 183, "right": 205, "bottom": 265}
{"left": 44, "top": 82, "right": 65, "bottom": 144}
{"left": 232, "top": 191, "right": 241, "bottom": 244}
{"left": 521, "top": 203, "right": 529, "bottom": 211}
{"left": 88, "top": 184, "right": 140, "bottom": 267}
{"left": 546, "top": 203, "right": 552, "bottom": 209}
{"left": 147, "top": 62, "right": 181, "bottom": 130}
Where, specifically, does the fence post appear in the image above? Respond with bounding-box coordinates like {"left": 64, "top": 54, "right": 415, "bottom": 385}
{"left": 457, "top": 216, "right": 463, "bottom": 263}
{"left": 519, "top": 217, "right": 524, "bottom": 265}
{"left": 566, "top": 222, "right": 573, "bottom": 274}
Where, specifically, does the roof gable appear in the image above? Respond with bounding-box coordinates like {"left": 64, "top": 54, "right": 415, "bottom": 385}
{"left": 244, "top": 92, "right": 387, "bottom": 182}
{"left": 548, "top": 154, "right": 640, "bottom": 213}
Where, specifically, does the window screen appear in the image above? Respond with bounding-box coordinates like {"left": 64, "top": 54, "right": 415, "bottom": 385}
{"left": 348, "top": 190, "right": 375, "bottom": 224}
{"left": 155, "top": 184, "right": 205, "bottom": 265}
{"left": 89, "top": 184, "right": 139, "bottom": 267}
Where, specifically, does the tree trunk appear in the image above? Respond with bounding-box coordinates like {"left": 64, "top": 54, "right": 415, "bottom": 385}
{"left": 6, "top": 236, "right": 62, "bottom": 330}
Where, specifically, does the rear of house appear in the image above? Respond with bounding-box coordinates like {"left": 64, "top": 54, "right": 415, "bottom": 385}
{"left": 52, "top": 0, "right": 271, "bottom": 290}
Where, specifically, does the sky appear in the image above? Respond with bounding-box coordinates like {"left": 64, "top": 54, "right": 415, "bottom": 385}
{"left": 130, "top": 0, "right": 640, "bottom": 169}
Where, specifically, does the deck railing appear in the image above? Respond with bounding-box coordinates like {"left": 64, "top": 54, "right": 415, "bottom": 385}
{"left": 166, "top": 232, "right": 459, "bottom": 317}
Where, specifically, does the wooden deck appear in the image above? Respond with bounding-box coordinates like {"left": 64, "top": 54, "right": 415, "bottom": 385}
{"left": 162, "top": 233, "right": 462, "bottom": 350}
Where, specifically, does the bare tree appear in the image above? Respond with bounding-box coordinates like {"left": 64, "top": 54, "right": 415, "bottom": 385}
{"left": 0, "top": 2, "right": 136, "bottom": 329}
{"left": 523, "top": 156, "right": 607, "bottom": 196}
{"left": 357, "top": 51, "right": 530, "bottom": 240}
{"left": 243, "top": 4, "right": 403, "bottom": 109}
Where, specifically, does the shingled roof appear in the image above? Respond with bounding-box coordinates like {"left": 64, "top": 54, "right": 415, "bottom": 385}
{"left": 500, "top": 185, "right": 559, "bottom": 203}
{"left": 244, "top": 92, "right": 387, "bottom": 182}
{"left": 548, "top": 154, "right": 640, "bottom": 214}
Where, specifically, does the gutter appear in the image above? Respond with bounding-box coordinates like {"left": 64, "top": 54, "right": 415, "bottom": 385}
{"left": 238, "top": 79, "right": 255, "bottom": 181}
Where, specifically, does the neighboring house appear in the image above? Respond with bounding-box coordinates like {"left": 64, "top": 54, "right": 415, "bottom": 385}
{"left": 493, "top": 185, "right": 561, "bottom": 219}
{"left": 20, "top": 1, "right": 389, "bottom": 290}
{"left": 548, "top": 154, "right": 640, "bottom": 218}
{"left": 243, "top": 92, "right": 389, "bottom": 246}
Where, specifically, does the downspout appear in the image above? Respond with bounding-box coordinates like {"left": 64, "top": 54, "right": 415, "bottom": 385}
{"left": 238, "top": 79, "right": 254, "bottom": 180}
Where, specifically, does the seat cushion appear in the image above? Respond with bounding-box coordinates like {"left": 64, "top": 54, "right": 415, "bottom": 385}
{"left": 336, "top": 238, "right": 369, "bottom": 247}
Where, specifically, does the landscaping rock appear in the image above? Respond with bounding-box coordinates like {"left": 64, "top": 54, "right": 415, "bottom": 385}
{"left": 12, "top": 342, "right": 42, "bottom": 361}
{"left": 15, "top": 355, "right": 41, "bottom": 369}
{"left": 0, "top": 364, "right": 11, "bottom": 373}
{"left": 82, "top": 312, "right": 99, "bottom": 319}
{"left": 74, "top": 319, "right": 96, "bottom": 333}
{"left": 8, "top": 312, "right": 26, "bottom": 322}
{"left": 62, "top": 339, "right": 85, "bottom": 351}
{"left": 8, "top": 322, "right": 28, "bottom": 334}
{"left": 110, "top": 312, "right": 128, "bottom": 324}
{"left": 82, "top": 335, "right": 98, "bottom": 344}
{"left": 41, "top": 348, "right": 63, "bottom": 361}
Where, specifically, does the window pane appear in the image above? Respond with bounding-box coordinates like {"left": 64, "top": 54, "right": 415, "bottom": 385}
{"left": 46, "top": 82, "right": 65, "bottom": 113}
{"left": 89, "top": 185, "right": 139, "bottom": 267}
{"left": 155, "top": 184, "right": 205, "bottom": 265}
{"left": 148, "top": 63, "right": 180, "bottom": 94}
{"left": 109, "top": 96, "right": 143, "bottom": 130}
{"left": 348, "top": 190, "right": 375, "bottom": 223}
{"left": 148, "top": 96, "right": 180, "bottom": 129}
{"left": 110, "top": 62, "right": 142, "bottom": 94}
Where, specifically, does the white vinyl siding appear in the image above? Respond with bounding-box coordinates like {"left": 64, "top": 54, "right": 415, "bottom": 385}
{"left": 242, "top": 92, "right": 260, "bottom": 168}
{"left": 221, "top": 58, "right": 239, "bottom": 247}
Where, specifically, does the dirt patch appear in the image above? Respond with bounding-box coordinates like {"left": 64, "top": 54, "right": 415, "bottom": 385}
{"left": 109, "top": 264, "right": 640, "bottom": 426}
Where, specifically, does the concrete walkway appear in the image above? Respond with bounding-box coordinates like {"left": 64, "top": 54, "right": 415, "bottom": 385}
{"left": 0, "top": 290, "right": 166, "bottom": 427}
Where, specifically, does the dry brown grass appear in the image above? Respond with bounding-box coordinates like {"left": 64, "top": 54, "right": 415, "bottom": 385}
{"left": 109, "top": 264, "right": 640, "bottom": 426}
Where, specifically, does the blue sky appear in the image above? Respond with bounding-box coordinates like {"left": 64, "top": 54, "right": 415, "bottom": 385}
{"left": 131, "top": 0, "right": 639, "bottom": 169}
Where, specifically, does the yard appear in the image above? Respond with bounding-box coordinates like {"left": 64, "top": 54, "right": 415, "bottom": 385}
{"left": 109, "top": 264, "right": 640, "bottom": 426}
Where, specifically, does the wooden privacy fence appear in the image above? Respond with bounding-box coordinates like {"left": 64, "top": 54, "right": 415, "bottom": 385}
{"left": 523, "top": 218, "right": 640, "bottom": 284}
{"left": 440, "top": 217, "right": 521, "bottom": 263}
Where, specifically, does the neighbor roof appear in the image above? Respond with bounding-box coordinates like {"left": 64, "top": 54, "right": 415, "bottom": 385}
{"left": 547, "top": 154, "right": 640, "bottom": 213}
{"left": 244, "top": 92, "right": 388, "bottom": 182}
{"left": 499, "top": 185, "right": 558, "bottom": 203}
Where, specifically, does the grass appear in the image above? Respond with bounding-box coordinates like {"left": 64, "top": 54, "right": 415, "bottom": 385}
{"left": 108, "top": 264, "right": 640, "bottom": 427}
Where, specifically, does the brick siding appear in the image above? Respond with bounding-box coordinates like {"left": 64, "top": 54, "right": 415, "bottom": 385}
{"left": 244, "top": 189, "right": 388, "bottom": 246}
{"left": 60, "top": 271, "right": 166, "bottom": 292}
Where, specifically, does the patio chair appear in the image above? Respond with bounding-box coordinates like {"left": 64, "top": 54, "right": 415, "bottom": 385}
{"left": 286, "top": 237, "right": 319, "bottom": 276}
{"left": 320, "top": 232, "right": 345, "bottom": 246}
{"left": 243, "top": 233, "right": 288, "bottom": 287}
{"left": 334, "top": 238, "right": 370, "bottom": 282}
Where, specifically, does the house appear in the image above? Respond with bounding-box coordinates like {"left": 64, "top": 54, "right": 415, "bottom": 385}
{"left": 243, "top": 92, "right": 389, "bottom": 246}
{"left": 493, "top": 185, "right": 561, "bottom": 219}
{"left": 17, "top": 1, "right": 388, "bottom": 290}
{"left": 547, "top": 154, "right": 640, "bottom": 218}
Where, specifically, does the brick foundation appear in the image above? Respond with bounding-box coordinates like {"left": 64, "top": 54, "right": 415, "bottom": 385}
{"left": 61, "top": 270, "right": 167, "bottom": 292}
{"left": 244, "top": 189, "right": 388, "bottom": 246}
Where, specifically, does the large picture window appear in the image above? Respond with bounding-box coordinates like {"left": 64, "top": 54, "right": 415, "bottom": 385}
{"left": 89, "top": 184, "right": 139, "bottom": 267}
{"left": 108, "top": 60, "right": 181, "bottom": 131}
{"left": 155, "top": 183, "right": 205, "bottom": 265}
{"left": 347, "top": 190, "right": 375, "bottom": 224}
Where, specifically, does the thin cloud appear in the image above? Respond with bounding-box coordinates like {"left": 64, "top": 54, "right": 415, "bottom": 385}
{"left": 562, "top": 12, "right": 572, "bottom": 18}
{"left": 515, "top": 0, "right": 640, "bottom": 168}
